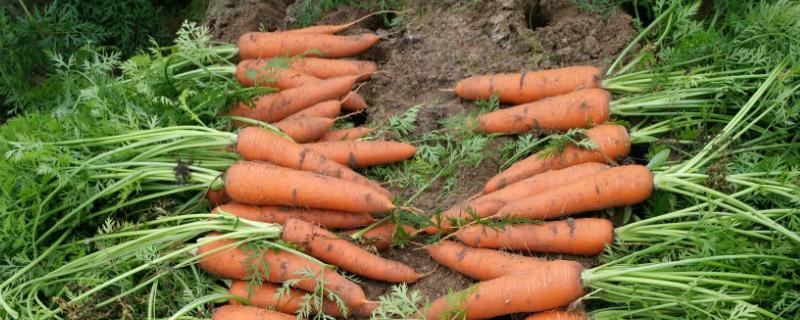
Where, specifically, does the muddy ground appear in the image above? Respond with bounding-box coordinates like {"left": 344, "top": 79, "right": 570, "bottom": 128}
{"left": 205, "top": 0, "right": 636, "bottom": 318}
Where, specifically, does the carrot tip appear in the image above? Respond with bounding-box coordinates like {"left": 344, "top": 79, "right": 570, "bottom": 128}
{"left": 438, "top": 88, "right": 455, "bottom": 92}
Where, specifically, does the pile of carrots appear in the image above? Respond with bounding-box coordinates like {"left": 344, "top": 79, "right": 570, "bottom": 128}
{"left": 194, "top": 19, "right": 426, "bottom": 320}
{"left": 415, "top": 68, "right": 656, "bottom": 319}
{"left": 197, "top": 16, "right": 656, "bottom": 320}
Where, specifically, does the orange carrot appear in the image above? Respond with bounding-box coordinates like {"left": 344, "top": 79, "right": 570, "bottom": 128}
{"left": 455, "top": 66, "right": 601, "bottom": 104}
{"left": 235, "top": 60, "right": 369, "bottom": 111}
{"left": 235, "top": 61, "right": 318, "bottom": 88}
{"left": 228, "top": 75, "right": 357, "bottom": 123}
{"left": 427, "top": 240, "right": 545, "bottom": 281}
{"left": 475, "top": 89, "right": 610, "bottom": 134}
{"left": 282, "top": 12, "right": 382, "bottom": 35}
{"left": 238, "top": 33, "right": 380, "bottom": 59}
{"left": 455, "top": 218, "right": 614, "bottom": 256}
{"left": 341, "top": 91, "right": 369, "bottom": 111}
{"left": 319, "top": 126, "right": 373, "bottom": 142}
{"left": 215, "top": 203, "right": 375, "bottom": 229}
{"left": 212, "top": 305, "right": 295, "bottom": 320}
{"left": 235, "top": 127, "right": 391, "bottom": 197}
{"left": 272, "top": 117, "right": 334, "bottom": 143}
{"left": 424, "top": 163, "right": 609, "bottom": 234}
{"left": 198, "top": 237, "right": 372, "bottom": 312}
{"left": 282, "top": 218, "right": 421, "bottom": 283}
{"left": 224, "top": 161, "right": 394, "bottom": 213}
{"left": 424, "top": 260, "right": 585, "bottom": 319}
{"left": 284, "top": 100, "right": 342, "bottom": 120}
{"left": 288, "top": 57, "right": 377, "bottom": 81}
{"left": 228, "top": 281, "right": 343, "bottom": 316}
{"left": 349, "top": 221, "right": 416, "bottom": 250}
{"left": 302, "top": 140, "right": 417, "bottom": 168}
{"left": 483, "top": 124, "right": 630, "bottom": 193}
{"left": 207, "top": 188, "right": 231, "bottom": 206}
{"left": 497, "top": 165, "right": 653, "bottom": 220}
{"left": 525, "top": 310, "right": 588, "bottom": 320}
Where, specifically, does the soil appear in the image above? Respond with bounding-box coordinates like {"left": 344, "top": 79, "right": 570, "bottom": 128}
{"left": 203, "top": 0, "right": 636, "bottom": 318}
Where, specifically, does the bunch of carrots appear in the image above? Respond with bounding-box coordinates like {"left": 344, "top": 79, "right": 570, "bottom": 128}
{"left": 5, "top": 7, "right": 799, "bottom": 320}
{"left": 412, "top": 62, "right": 799, "bottom": 319}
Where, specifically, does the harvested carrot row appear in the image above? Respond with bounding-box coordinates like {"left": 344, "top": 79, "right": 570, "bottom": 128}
{"left": 349, "top": 221, "right": 416, "bottom": 250}
{"left": 198, "top": 237, "right": 374, "bottom": 313}
{"left": 424, "top": 260, "right": 585, "bottom": 319}
{"left": 282, "top": 218, "right": 421, "bottom": 283}
{"left": 235, "top": 60, "right": 368, "bottom": 111}
{"left": 303, "top": 140, "right": 417, "bottom": 168}
{"left": 224, "top": 161, "right": 394, "bottom": 213}
{"left": 228, "top": 281, "right": 343, "bottom": 317}
{"left": 287, "top": 57, "right": 377, "bottom": 80}
{"left": 238, "top": 32, "right": 380, "bottom": 59}
{"left": 455, "top": 66, "right": 601, "bottom": 104}
{"left": 214, "top": 203, "right": 375, "bottom": 229}
{"left": 497, "top": 165, "right": 653, "bottom": 220}
{"left": 484, "top": 124, "right": 630, "bottom": 193}
{"left": 229, "top": 75, "right": 358, "bottom": 123}
{"left": 455, "top": 218, "right": 614, "bottom": 256}
{"left": 427, "top": 240, "right": 546, "bottom": 281}
{"left": 212, "top": 305, "right": 295, "bottom": 320}
{"left": 525, "top": 310, "right": 588, "bottom": 320}
{"left": 284, "top": 100, "right": 342, "bottom": 120}
{"left": 475, "top": 89, "right": 611, "bottom": 134}
{"left": 424, "top": 163, "right": 609, "bottom": 234}
{"left": 272, "top": 117, "right": 334, "bottom": 143}
{"left": 235, "top": 127, "right": 391, "bottom": 197}
{"left": 319, "top": 126, "right": 374, "bottom": 142}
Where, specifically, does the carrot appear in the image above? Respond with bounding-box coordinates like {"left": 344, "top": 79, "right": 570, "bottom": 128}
{"left": 455, "top": 66, "right": 601, "bottom": 104}
{"left": 228, "top": 280, "right": 343, "bottom": 316}
{"left": 455, "top": 218, "right": 614, "bottom": 256}
{"left": 302, "top": 140, "right": 417, "bottom": 168}
{"left": 287, "top": 57, "right": 377, "bottom": 81}
{"left": 235, "top": 61, "right": 319, "bottom": 88}
{"left": 282, "top": 218, "right": 421, "bottom": 283}
{"left": 349, "top": 221, "right": 416, "bottom": 250}
{"left": 212, "top": 305, "right": 295, "bottom": 320}
{"left": 475, "top": 89, "right": 611, "bottom": 134}
{"left": 198, "top": 237, "right": 372, "bottom": 312}
{"left": 319, "top": 126, "right": 373, "bottom": 142}
{"left": 525, "top": 310, "right": 588, "bottom": 320}
{"left": 424, "top": 260, "right": 585, "bottom": 319}
{"left": 224, "top": 161, "right": 394, "bottom": 213}
{"left": 424, "top": 163, "right": 609, "bottom": 234}
{"left": 284, "top": 100, "right": 342, "bottom": 120}
{"left": 228, "top": 75, "right": 358, "bottom": 123}
{"left": 427, "top": 240, "right": 546, "bottom": 281}
{"left": 207, "top": 188, "right": 231, "bottom": 206}
{"left": 214, "top": 203, "right": 375, "bottom": 229}
{"left": 483, "top": 124, "right": 630, "bottom": 193}
{"left": 497, "top": 165, "right": 653, "bottom": 220}
{"left": 238, "top": 33, "right": 380, "bottom": 59}
{"left": 235, "top": 127, "right": 391, "bottom": 197}
{"left": 235, "top": 60, "right": 369, "bottom": 111}
{"left": 283, "top": 12, "right": 383, "bottom": 35}
{"left": 272, "top": 117, "right": 334, "bottom": 143}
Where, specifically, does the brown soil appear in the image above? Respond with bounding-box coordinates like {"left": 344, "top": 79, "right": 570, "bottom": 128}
{"left": 204, "top": 0, "right": 636, "bottom": 318}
